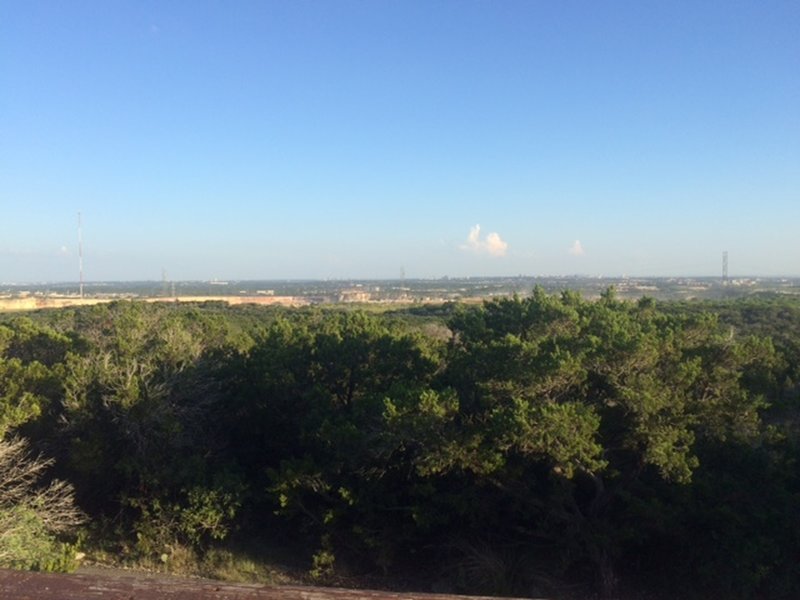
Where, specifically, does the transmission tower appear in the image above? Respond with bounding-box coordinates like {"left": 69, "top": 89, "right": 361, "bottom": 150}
{"left": 78, "top": 212, "right": 84, "bottom": 298}
{"left": 722, "top": 250, "right": 729, "bottom": 285}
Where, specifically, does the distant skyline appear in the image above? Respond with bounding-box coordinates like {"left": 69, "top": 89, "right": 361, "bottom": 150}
{"left": 2, "top": 1, "right": 798, "bottom": 282}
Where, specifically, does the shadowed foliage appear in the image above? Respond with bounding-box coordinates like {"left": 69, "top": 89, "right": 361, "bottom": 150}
{"left": 1, "top": 294, "right": 799, "bottom": 598}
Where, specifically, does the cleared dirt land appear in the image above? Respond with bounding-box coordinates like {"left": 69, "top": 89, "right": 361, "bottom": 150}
{"left": 0, "top": 295, "right": 308, "bottom": 312}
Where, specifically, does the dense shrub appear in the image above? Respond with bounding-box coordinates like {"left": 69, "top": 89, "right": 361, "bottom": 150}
{"left": 2, "top": 296, "right": 799, "bottom": 597}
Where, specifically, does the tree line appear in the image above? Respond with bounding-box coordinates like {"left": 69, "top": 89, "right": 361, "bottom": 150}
{"left": 1, "top": 290, "right": 798, "bottom": 599}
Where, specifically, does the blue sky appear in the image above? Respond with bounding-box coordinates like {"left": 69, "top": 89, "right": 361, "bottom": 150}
{"left": 2, "top": 1, "right": 798, "bottom": 281}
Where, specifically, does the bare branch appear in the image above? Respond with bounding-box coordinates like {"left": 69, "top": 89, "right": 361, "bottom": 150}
{"left": 0, "top": 437, "right": 85, "bottom": 535}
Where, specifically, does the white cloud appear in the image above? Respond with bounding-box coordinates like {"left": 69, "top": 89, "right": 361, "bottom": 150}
{"left": 461, "top": 225, "right": 508, "bottom": 257}
{"left": 58, "top": 246, "right": 70, "bottom": 256}
{"left": 485, "top": 232, "right": 508, "bottom": 257}
{"left": 569, "top": 240, "right": 585, "bottom": 256}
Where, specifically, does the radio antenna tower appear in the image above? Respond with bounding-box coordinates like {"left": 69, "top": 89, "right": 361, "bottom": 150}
{"left": 78, "top": 212, "right": 84, "bottom": 298}
{"left": 722, "top": 250, "right": 728, "bottom": 285}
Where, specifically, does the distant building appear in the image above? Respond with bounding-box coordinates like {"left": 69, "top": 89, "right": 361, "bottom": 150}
{"left": 338, "top": 289, "right": 371, "bottom": 303}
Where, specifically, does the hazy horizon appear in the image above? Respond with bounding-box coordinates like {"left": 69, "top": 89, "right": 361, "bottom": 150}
{"left": 4, "top": 273, "right": 800, "bottom": 288}
{"left": 3, "top": 2, "right": 798, "bottom": 281}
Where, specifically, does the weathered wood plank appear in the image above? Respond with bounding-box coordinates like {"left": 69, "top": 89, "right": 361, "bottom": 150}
{"left": 0, "top": 569, "right": 540, "bottom": 600}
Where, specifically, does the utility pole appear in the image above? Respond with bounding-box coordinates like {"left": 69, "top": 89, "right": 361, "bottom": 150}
{"left": 722, "top": 250, "right": 728, "bottom": 285}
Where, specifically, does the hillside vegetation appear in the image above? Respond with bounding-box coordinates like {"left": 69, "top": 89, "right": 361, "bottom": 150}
{"left": 1, "top": 290, "right": 799, "bottom": 599}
